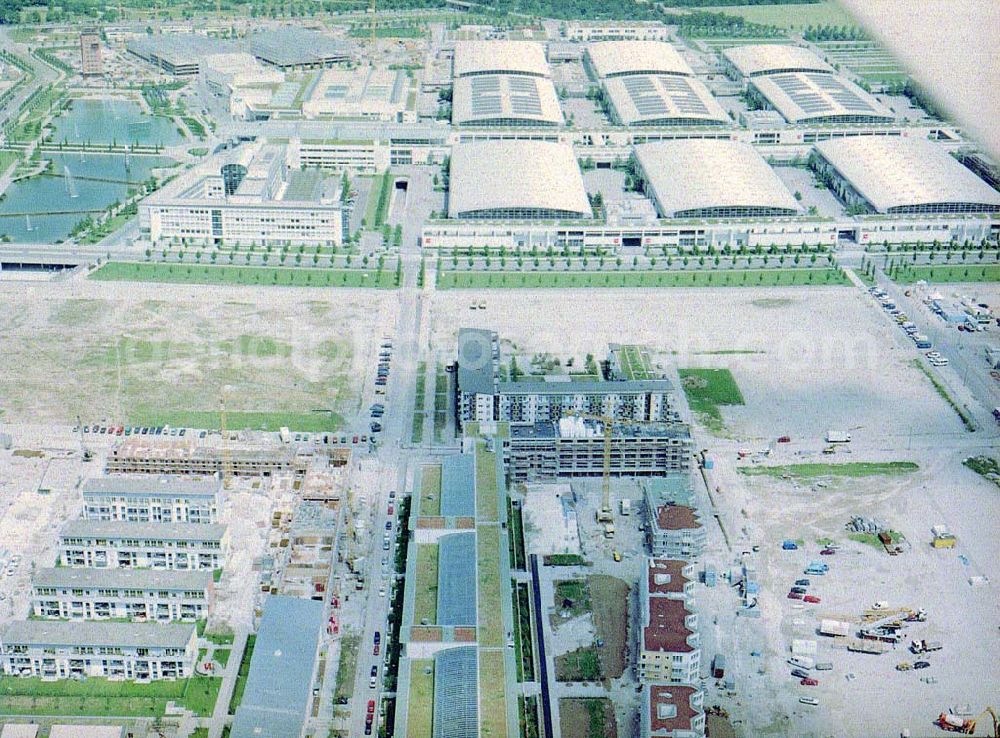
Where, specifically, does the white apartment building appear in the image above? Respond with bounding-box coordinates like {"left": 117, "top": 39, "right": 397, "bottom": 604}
{"left": 0, "top": 621, "right": 197, "bottom": 681}
{"left": 82, "top": 475, "right": 222, "bottom": 524}
{"left": 32, "top": 567, "right": 214, "bottom": 622}
{"left": 59, "top": 520, "right": 229, "bottom": 571}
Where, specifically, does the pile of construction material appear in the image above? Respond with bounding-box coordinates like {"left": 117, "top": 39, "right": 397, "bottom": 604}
{"left": 846, "top": 516, "right": 884, "bottom": 534}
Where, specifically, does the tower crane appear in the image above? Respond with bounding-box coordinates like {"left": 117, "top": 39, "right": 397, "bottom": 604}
{"left": 563, "top": 410, "right": 651, "bottom": 537}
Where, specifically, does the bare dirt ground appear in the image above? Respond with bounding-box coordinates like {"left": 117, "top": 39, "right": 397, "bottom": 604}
{"left": 588, "top": 575, "right": 630, "bottom": 681}
{"left": 0, "top": 278, "right": 393, "bottom": 427}
{"left": 559, "top": 697, "right": 618, "bottom": 738}
{"left": 427, "top": 285, "right": 1000, "bottom": 738}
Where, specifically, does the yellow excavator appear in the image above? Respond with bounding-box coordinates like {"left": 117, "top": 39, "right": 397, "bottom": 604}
{"left": 937, "top": 707, "right": 999, "bottom": 736}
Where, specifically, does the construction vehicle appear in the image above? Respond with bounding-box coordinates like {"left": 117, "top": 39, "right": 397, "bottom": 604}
{"left": 910, "top": 639, "right": 943, "bottom": 654}
{"left": 931, "top": 524, "right": 957, "bottom": 549}
{"left": 936, "top": 707, "right": 999, "bottom": 735}
{"left": 895, "top": 661, "right": 912, "bottom": 671}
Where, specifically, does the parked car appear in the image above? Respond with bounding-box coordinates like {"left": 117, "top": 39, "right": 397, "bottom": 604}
{"left": 803, "top": 595, "right": 821, "bottom": 604}
{"left": 791, "top": 668, "right": 810, "bottom": 679}
{"left": 820, "top": 548, "right": 836, "bottom": 556}
{"left": 790, "top": 587, "right": 807, "bottom": 594}
{"left": 795, "top": 579, "right": 810, "bottom": 586}
{"left": 777, "top": 435, "right": 791, "bottom": 443}
{"left": 787, "top": 592, "right": 803, "bottom": 600}
{"left": 800, "top": 678, "right": 819, "bottom": 686}
{"left": 914, "top": 661, "right": 931, "bottom": 669}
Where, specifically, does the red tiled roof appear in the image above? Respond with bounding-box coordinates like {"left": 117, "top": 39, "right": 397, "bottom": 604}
{"left": 655, "top": 504, "right": 700, "bottom": 531}
{"left": 649, "top": 684, "right": 700, "bottom": 734}
{"left": 643, "top": 597, "right": 695, "bottom": 652}
{"left": 647, "top": 559, "right": 689, "bottom": 595}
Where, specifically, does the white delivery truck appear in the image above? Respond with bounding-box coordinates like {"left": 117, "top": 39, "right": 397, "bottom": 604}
{"left": 825, "top": 431, "right": 851, "bottom": 444}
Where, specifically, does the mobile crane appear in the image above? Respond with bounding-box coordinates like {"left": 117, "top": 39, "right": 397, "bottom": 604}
{"left": 937, "top": 707, "right": 999, "bottom": 736}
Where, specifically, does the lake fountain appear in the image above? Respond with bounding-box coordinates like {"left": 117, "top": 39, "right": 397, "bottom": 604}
{"left": 64, "top": 165, "right": 78, "bottom": 198}
{"left": 24, "top": 214, "right": 32, "bottom": 231}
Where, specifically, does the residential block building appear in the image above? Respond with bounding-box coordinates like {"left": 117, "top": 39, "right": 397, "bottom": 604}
{"left": 58, "top": 520, "right": 228, "bottom": 571}
{"left": 31, "top": 567, "right": 214, "bottom": 622}
{"left": 638, "top": 586, "right": 700, "bottom": 684}
{"left": 641, "top": 684, "right": 706, "bottom": 738}
{"left": 0, "top": 621, "right": 197, "bottom": 681}
{"left": 82, "top": 475, "right": 222, "bottom": 524}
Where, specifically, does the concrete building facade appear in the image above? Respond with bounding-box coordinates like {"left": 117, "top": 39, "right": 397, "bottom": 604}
{"left": 79, "top": 29, "right": 102, "bottom": 76}
{"left": 31, "top": 568, "right": 214, "bottom": 622}
{"left": 82, "top": 475, "right": 222, "bottom": 524}
{"left": 58, "top": 520, "right": 228, "bottom": 571}
{"left": 0, "top": 621, "right": 197, "bottom": 681}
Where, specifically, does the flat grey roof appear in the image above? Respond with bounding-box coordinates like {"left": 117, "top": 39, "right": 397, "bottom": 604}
{"left": 586, "top": 41, "right": 692, "bottom": 78}
{"left": 250, "top": 27, "right": 352, "bottom": 67}
{"left": 498, "top": 378, "right": 674, "bottom": 394}
{"left": 815, "top": 137, "right": 1000, "bottom": 213}
{"left": 723, "top": 44, "right": 833, "bottom": 77}
{"left": 440, "top": 453, "right": 476, "bottom": 518}
{"left": 32, "top": 567, "right": 213, "bottom": 591}
{"left": 82, "top": 474, "right": 221, "bottom": 499}
{"left": 453, "top": 40, "right": 549, "bottom": 78}
{"left": 634, "top": 140, "right": 800, "bottom": 217}
{"left": 750, "top": 72, "right": 894, "bottom": 123}
{"left": 604, "top": 74, "right": 728, "bottom": 126}
{"left": 448, "top": 140, "right": 590, "bottom": 219}
{"left": 126, "top": 34, "right": 232, "bottom": 65}
{"left": 230, "top": 595, "right": 325, "bottom": 738}
{"left": 452, "top": 74, "right": 562, "bottom": 126}
{"left": 60, "top": 519, "right": 227, "bottom": 542}
{"left": 457, "top": 328, "right": 497, "bottom": 396}
{"left": 0, "top": 620, "right": 195, "bottom": 648}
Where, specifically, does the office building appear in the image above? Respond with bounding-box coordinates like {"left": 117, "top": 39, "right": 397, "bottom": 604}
{"left": 250, "top": 27, "right": 353, "bottom": 70}
{"left": 79, "top": 29, "right": 102, "bottom": 76}
{"left": 139, "top": 141, "right": 347, "bottom": 247}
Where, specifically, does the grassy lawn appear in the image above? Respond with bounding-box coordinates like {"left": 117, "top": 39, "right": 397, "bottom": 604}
{"left": 351, "top": 25, "right": 426, "bottom": 38}
{"left": 739, "top": 462, "right": 919, "bottom": 479}
{"left": 479, "top": 649, "right": 509, "bottom": 738}
{"left": 849, "top": 530, "right": 903, "bottom": 549}
{"left": 437, "top": 268, "right": 848, "bottom": 290}
{"left": 214, "top": 648, "right": 231, "bottom": 669}
{"left": 413, "top": 543, "right": 440, "bottom": 625}
{"left": 477, "top": 525, "right": 504, "bottom": 648}
{"left": 555, "top": 646, "right": 602, "bottom": 682}
{"left": 90, "top": 261, "right": 399, "bottom": 289}
{"left": 407, "top": 659, "right": 434, "bottom": 738}
{"left": 889, "top": 264, "right": 1000, "bottom": 284}
{"left": 127, "top": 409, "right": 343, "bottom": 434}
{"left": 476, "top": 442, "right": 500, "bottom": 522}
{"left": 617, "top": 344, "right": 655, "bottom": 380}
{"left": 433, "top": 364, "right": 450, "bottom": 443}
{"left": 697, "top": 0, "right": 855, "bottom": 30}
{"left": 678, "top": 368, "right": 745, "bottom": 433}
{"left": 512, "top": 582, "right": 535, "bottom": 683}
{"left": 963, "top": 455, "right": 1000, "bottom": 487}
{"left": 420, "top": 464, "right": 442, "bottom": 516}
{"left": 0, "top": 149, "right": 20, "bottom": 174}
{"left": 911, "top": 359, "right": 976, "bottom": 431}
{"left": 204, "top": 628, "right": 234, "bottom": 646}
{"left": 543, "top": 554, "right": 588, "bottom": 567}
{"left": 333, "top": 633, "right": 360, "bottom": 703}
{"left": 0, "top": 675, "right": 221, "bottom": 717}
{"left": 411, "top": 360, "right": 427, "bottom": 444}
{"left": 553, "top": 580, "right": 591, "bottom": 619}
{"left": 508, "top": 501, "right": 527, "bottom": 571}
{"left": 227, "top": 634, "right": 255, "bottom": 715}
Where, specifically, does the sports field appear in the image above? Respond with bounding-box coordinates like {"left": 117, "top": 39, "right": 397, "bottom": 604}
{"left": 698, "top": 1, "right": 855, "bottom": 31}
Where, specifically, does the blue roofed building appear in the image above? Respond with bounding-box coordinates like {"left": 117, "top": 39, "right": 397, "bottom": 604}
{"left": 230, "top": 595, "right": 325, "bottom": 738}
